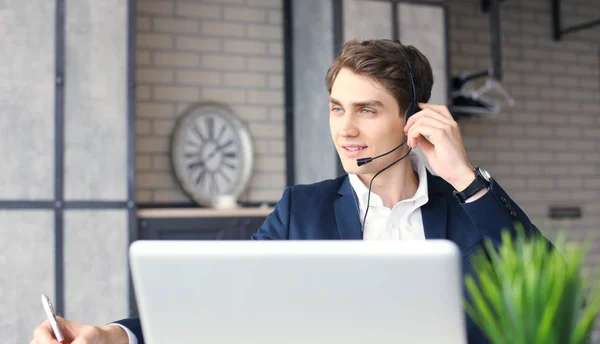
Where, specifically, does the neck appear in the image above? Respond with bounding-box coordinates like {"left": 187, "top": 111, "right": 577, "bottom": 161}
{"left": 357, "top": 150, "right": 419, "bottom": 208}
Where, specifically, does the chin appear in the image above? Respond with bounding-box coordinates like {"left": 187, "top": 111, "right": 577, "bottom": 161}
{"left": 339, "top": 157, "right": 367, "bottom": 175}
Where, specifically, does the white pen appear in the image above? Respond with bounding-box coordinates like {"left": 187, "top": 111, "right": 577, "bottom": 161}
{"left": 41, "top": 294, "right": 65, "bottom": 344}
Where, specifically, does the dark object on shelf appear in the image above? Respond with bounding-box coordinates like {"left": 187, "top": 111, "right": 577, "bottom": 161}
{"left": 551, "top": 0, "right": 600, "bottom": 41}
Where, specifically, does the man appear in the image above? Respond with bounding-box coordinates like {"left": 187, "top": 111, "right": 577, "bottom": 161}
{"left": 32, "top": 39, "right": 545, "bottom": 344}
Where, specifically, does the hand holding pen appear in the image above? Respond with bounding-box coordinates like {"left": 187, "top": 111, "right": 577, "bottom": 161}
{"left": 31, "top": 294, "right": 129, "bottom": 344}
{"left": 40, "top": 294, "right": 65, "bottom": 344}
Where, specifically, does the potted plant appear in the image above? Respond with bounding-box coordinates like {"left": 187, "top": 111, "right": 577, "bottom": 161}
{"left": 464, "top": 223, "right": 600, "bottom": 344}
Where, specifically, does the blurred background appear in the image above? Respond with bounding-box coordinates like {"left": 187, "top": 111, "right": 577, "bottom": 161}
{"left": 0, "top": 0, "right": 598, "bottom": 343}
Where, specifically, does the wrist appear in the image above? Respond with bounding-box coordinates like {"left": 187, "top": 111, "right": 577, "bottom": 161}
{"left": 449, "top": 167, "right": 476, "bottom": 192}
{"left": 464, "top": 187, "right": 488, "bottom": 203}
{"left": 452, "top": 166, "right": 492, "bottom": 203}
{"left": 102, "top": 324, "right": 130, "bottom": 344}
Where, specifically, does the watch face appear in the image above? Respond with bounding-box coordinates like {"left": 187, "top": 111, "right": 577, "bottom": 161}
{"left": 479, "top": 167, "right": 491, "bottom": 182}
{"left": 171, "top": 103, "right": 254, "bottom": 207}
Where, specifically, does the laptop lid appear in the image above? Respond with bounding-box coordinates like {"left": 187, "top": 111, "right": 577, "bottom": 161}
{"left": 129, "top": 240, "right": 466, "bottom": 344}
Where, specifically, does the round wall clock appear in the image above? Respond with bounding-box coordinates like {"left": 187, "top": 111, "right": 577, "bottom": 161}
{"left": 171, "top": 102, "right": 254, "bottom": 207}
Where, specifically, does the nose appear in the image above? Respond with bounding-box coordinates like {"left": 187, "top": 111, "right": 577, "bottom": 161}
{"left": 339, "top": 112, "right": 359, "bottom": 138}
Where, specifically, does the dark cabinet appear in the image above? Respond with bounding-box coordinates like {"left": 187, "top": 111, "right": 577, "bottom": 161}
{"left": 136, "top": 208, "right": 273, "bottom": 241}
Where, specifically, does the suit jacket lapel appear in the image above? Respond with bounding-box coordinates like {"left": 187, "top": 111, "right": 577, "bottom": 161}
{"left": 421, "top": 172, "right": 449, "bottom": 240}
{"left": 334, "top": 176, "right": 363, "bottom": 240}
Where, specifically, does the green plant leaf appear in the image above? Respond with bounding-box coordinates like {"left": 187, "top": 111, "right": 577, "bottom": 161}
{"left": 570, "top": 264, "right": 600, "bottom": 344}
{"left": 465, "top": 225, "right": 600, "bottom": 344}
{"left": 536, "top": 249, "right": 566, "bottom": 343}
{"left": 466, "top": 275, "right": 505, "bottom": 343}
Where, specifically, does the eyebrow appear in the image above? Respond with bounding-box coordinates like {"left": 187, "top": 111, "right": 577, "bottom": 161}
{"left": 328, "top": 97, "right": 384, "bottom": 108}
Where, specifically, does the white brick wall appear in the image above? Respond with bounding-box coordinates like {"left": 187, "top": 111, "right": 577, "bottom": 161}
{"left": 135, "top": 0, "right": 285, "bottom": 204}
{"left": 450, "top": 0, "right": 600, "bottom": 296}
{"left": 135, "top": 0, "right": 600, "bottom": 236}
{"left": 451, "top": 2, "right": 600, "bottom": 338}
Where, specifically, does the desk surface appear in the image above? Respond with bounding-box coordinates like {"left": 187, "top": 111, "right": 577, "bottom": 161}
{"left": 137, "top": 207, "right": 275, "bottom": 218}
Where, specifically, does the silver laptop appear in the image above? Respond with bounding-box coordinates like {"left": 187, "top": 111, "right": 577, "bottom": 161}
{"left": 129, "top": 240, "right": 466, "bottom": 344}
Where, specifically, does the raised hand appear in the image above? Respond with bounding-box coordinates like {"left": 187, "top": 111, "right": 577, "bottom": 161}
{"left": 404, "top": 103, "right": 475, "bottom": 192}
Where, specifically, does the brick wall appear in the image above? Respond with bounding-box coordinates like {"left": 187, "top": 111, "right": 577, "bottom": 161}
{"left": 449, "top": 0, "right": 599, "bottom": 261}
{"left": 451, "top": 1, "right": 600, "bottom": 338}
{"left": 135, "top": 0, "right": 285, "bottom": 204}
{"left": 134, "top": 0, "right": 600, "bottom": 243}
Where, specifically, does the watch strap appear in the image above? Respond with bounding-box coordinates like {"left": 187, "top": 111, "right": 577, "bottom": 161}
{"left": 453, "top": 167, "right": 490, "bottom": 203}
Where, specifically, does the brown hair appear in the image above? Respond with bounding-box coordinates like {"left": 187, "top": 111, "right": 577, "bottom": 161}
{"left": 325, "top": 39, "right": 434, "bottom": 115}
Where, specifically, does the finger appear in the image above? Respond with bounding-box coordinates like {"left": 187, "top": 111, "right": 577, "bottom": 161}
{"left": 33, "top": 321, "right": 57, "bottom": 344}
{"left": 407, "top": 122, "right": 444, "bottom": 148}
{"left": 405, "top": 114, "right": 450, "bottom": 139}
{"left": 405, "top": 108, "right": 453, "bottom": 132}
{"left": 418, "top": 103, "right": 453, "bottom": 120}
{"left": 56, "top": 316, "right": 83, "bottom": 342}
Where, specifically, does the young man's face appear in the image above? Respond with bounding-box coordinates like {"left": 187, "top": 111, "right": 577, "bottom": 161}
{"left": 329, "top": 67, "right": 407, "bottom": 175}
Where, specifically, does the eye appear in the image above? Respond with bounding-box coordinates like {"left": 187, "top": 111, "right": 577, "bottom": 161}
{"left": 330, "top": 106, "right": 343, "bottom": 113}
{"left": 360, "top": 108, "right": 375, "bottom": 115}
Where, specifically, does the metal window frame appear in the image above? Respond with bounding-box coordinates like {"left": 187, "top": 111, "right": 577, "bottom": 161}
{"left": 126, "top": 0, "right": 138, "bottom": 317}
{"left": 54, "top": 0, "right": 66, "bottom": 315}
{"left": 333, "top": 0, "right": 345, "bottom": 177}
{"left": 283, "top": 0, "right": 295, "bottom": 187}
{"left": 0, "top": 0, "right": 137, "bottom": 317}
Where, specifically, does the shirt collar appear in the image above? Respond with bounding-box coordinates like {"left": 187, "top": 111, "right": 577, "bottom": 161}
{"left": 348, "top": 151, "right": 429, "bottom": 208}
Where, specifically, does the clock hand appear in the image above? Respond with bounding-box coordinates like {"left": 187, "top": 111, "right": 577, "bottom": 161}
{"left": 205, "top": 140, "right": 234, "bottom": 161}
{"left": 222, "top": 161, "right": 236, "bottom": 170}
{"left": 187, "top": 159, "right": 205, "bottom": 170}
{"left": 193, "top": 122, "right": 206, "bottom": 143}
{"left": 211, "top": 173, "right": 219, "bottom": 194}
{"left": 195, "top": 168, "right": 207, "bottom": 185}
{"left": 216, "top": 125, "right": 226, "bottom": 142}
{"left": 187, "top": 140, "right": 234, "bottom": 172}
{"left": 207, "top": 117, "right": 214, "bottom": 140}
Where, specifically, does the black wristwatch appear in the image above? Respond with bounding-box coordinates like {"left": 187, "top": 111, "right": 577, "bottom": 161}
{"left": 453, "top": 167, "right": 491, "bottom": 203}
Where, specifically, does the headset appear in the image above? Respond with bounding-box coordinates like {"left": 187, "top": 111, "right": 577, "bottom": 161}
{"left": 357, "top": 42, "right": 419, "bottom": 233}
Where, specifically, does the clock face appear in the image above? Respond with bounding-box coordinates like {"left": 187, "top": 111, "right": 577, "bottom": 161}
{"left": 171, "top": 104, "right": 253, "bottom": 207}
{"left": 184, "top": 113, "right": 242, "bottom": 196}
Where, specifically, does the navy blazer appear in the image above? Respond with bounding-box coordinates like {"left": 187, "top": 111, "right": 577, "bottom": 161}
{"left": 115, "top": 172, "right": 545, "bottom": 344}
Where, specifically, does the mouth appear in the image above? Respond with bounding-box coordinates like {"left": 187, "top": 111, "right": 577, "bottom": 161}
{"left": 341, "top": 145, "right": 367, "bottom": 158}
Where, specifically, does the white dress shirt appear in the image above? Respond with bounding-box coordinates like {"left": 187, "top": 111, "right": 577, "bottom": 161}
{"left": 349, "top": 151, "right": 429, "bottom": 241}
